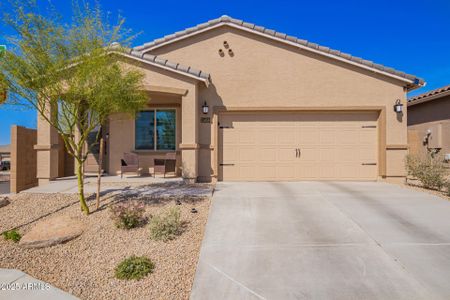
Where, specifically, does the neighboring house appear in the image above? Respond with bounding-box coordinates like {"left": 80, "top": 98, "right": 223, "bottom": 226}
{"left": 35, "top": 15, "right": 424, "bottom": 184}
{"left": 0, "top": 144, "right": 10, "bottom": 164}
{"left": 408, "top": 84, "right": 450, "bottom": 159}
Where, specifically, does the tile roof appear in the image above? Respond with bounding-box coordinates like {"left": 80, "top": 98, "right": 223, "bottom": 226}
{"left": 134, "top": 15, "right": 424, "bottom": 88}
{"left": 408, "top": 84, "right": 450, "bottom": 106}
{"left": 110, "top": 43, "right": 210, "bottom": 83}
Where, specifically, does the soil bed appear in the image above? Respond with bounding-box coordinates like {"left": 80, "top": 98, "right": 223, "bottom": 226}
{"left": 0, "top": 186, "right": 210, "bottom": 300}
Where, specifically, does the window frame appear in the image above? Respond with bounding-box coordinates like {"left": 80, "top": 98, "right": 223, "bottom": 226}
{"left": 134, "top": 107, "right": 178, "bottom": 151}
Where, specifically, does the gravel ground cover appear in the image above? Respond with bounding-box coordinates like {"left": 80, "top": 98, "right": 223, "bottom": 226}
{"left": 395, "top": 178, "right": 450, "bottom": 201}
{"left": 0, "top": 185, "right": 211, "bottom": 300}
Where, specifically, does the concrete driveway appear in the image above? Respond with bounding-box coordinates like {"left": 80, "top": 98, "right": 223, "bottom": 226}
{"left": 191, "top": 182, "right": 450, "bottom": 300}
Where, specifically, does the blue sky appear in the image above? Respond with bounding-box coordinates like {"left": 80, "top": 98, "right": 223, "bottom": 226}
{"left": 1, "top": 0, "right": 450, "bottom": 145}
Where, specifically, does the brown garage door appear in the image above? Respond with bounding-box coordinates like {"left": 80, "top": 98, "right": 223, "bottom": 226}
{"left": 219, "top": 112, "right": 378, "bottom": 181}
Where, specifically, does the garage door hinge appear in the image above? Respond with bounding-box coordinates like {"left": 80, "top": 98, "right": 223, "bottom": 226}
{"left": 219, "top": 126, "right": 233, "bottom": 129}
{"left": 220, "top": 163, "right": 235, "bottom": 166}
{"left": 362, "top": 125, "right": 377, "bottom": 128}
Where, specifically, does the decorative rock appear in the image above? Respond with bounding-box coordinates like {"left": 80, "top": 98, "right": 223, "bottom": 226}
{"left": 19, "top": 215, "right": 84, "bottom": 249}
{"left": 0, "top": 197, "right": 10, "bottom": 208}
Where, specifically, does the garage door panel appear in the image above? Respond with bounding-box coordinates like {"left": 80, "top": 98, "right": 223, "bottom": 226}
{"left": 277, "top": 127, "right": 298, "bottom": 145}
{"left": 360, "top": 165, "right": 378, "bottom": 179}
{"left": 319, "top": 147, "right": 335, "bottom": 162}
{"left": 359, "top": 145, "right": 377, "bottom": 161}
{"left": 298, "top": 147, "right": 317, "bottom": 162}
{"left": 221, "top": 165, "right": 238, "bottom": 180}
{"left": 220, "top": 112, "right": 378, "bottom": 181}
{"left": 336, "top": 129, "right": 357, "bottom": 145}
{"left": 238, "top": 129, "right": 256, "bottom": 144}
{"left": 299, "top": 127, "right": 317, "bottom": 145}
{"left": 296, "top": 163, "right": 320, "bottom": 179}
{"left": 276, "top": 165, "right": 296, "bottom": 180}
{"left": 360, "top": 130, "right": 377, "bottom": 145}
{"left": 335, "top": 163, "right": 358, "bottom": 179}
{"left": 260, "top": 148, "right": 277, "bottom": 162}
{"left": 335, "top": 146, "right": 356, "bottom": 162}
{"left": 257, "top": 165, "right": 278, "bottom": 180}
{"left": 222, "top": 146, "right": 238, "bottom": 162}
{"left": 238, "top": 147, "right": 256, "bottom": 162}
{"left": 238, "top": 165, "right": 256, "bottom": 180}
{"left": 222, "top": 130, "right": 239, "bottom": 144}
{"left": 278, "top": 148, "right": 297, "bottom": 162}
{"left": 257, "top": 129, "right": 278, "bottom": 145}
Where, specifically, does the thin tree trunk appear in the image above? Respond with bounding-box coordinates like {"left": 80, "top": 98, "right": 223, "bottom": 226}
{"left": 76, "top": 158, "right": 89, "bottom": 215}
{"left": 95, "top": 136, "right": 104, "bottom": 210}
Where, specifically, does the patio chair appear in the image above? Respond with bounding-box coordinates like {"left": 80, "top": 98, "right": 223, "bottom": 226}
{"left": 120, "top": 153, "right": 141, "bottom": 178}
{"left": 153, "top": 152, "right": 177, "bottom": 178}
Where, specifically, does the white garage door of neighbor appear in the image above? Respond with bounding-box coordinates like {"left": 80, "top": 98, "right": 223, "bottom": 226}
{"left": 219, "top": 112, "right": 378, "bottom": 181}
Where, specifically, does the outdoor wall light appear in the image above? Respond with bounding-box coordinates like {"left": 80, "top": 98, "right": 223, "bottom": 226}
{"left": 218, "top": 49, "right": 224, "bottom": 56}
{"left": 223, "top": 41, "right": 229, "bottom": 48}
{"left": 202, "top": 101, "right": 209, "bottom": 114}
{"left": 394, "top": 99, "right": 403, "bottom": 113}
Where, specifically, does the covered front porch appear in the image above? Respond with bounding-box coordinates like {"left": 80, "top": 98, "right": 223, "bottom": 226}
{"left": 35, "top": 51, "right": 212, "bottom": 186}
{"left": 23, "top": 174, "right": 184, "bottom": 194}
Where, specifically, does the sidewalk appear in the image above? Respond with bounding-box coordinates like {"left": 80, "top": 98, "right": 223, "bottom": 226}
{"left": 23, "top": 175, "right": 183, "bottom": 194}
{"left": 0, "top": 269, "right": 78, "bottom": 299}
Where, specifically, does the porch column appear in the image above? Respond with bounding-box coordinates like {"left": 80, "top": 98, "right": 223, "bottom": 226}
{"left": 34, "top": 100, "right": 59, "bottom": 185}
{"left": 180, "top": 84, "right": 199, "bottom": 182}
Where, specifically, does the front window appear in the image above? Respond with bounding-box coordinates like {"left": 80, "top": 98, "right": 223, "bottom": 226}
{"left": 135, "top": 109, "right": 176, "bottom": 150}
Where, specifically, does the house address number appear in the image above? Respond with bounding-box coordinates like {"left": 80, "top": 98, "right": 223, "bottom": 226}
{"left": 200, "top": 117, "right": 211, "bottom": 123}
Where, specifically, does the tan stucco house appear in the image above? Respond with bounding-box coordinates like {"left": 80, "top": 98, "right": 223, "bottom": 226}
{"left": 408, "top": 84, "right": 450, "bottom": 160}
{"left": 35, "top": 15, "right": 425, "bottom": 184}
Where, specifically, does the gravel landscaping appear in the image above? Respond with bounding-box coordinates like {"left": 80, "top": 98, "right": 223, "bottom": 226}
{"left": 400, "top": 179, "right": 450, "bottom": 201}
{"left": 0, "top": 185, "right": 211, "bottom": 300}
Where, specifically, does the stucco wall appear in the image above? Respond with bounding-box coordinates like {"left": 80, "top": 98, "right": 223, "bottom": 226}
{"left": 408, "top": 96, "right": 450, "bottom": 158}
{"left": 149, "top": 26, "right": 409, "bottom": 180}
{"left": 10, "top": 125, "right": 38, "bottom": 193}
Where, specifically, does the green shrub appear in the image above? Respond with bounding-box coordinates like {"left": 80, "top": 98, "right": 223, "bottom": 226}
{"left": 115, "top": 256, "right": 154, "bottom": 280}
{"left": 405, "top": 153, "right": 447, "bottom": 190}
{"left": 2, "top": 229, "right": 21, "bottom": 242}
{"left": 110, "top": 201, "right": 146, "bottom": 229}
{"left": 149, "top": 207, "right": 182, "bottom": 242}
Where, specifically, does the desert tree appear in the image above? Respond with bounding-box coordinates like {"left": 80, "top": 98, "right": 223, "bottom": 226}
{"left": 0, "top": 0, "right": 147, "bottom": 214}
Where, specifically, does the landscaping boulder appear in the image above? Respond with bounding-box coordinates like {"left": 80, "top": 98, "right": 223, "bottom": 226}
{"left": 19, "top": 215, "right": 84, "bottom": 249}
{"left": 0, "top": 197, "right": 10, "bottom": 208}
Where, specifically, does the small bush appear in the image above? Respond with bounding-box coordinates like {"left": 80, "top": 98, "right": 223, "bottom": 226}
{"left": 2, "top": 229, "right": 21, "bottom": 242}
{"left": 405, "top": 153, "right": 447, "bottom": 190}
{"left": 115, "top": 256, "right": 154, "bottom": 280}
{"left": 149, "top": 207, "right": 182, "bottom": 242}
{"left": 110, "top": 201, "right": 146, "bottom": 229}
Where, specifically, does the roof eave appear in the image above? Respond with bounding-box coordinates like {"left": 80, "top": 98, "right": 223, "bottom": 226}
{"left": 408, "top": 89, "right": 450, "bottom": 107}
{"left": 111, "top": 50, "right": 211, "bottom": 86}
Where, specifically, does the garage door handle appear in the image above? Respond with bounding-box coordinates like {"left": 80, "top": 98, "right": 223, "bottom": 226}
{"left": 220, "top": 163, "right": 235, "bottom": 166}
{"left": 362, "top": 163, "right": 377, "bottom": 165}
